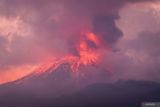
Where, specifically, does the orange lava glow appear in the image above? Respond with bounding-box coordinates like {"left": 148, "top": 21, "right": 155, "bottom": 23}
{"left": 86, "top": 32, "right": 100, "bottom": 46}
{"left": 35, "top": 32, "right": 101, "bottom": 74}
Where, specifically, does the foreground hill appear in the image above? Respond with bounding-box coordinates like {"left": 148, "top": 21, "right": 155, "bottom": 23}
{"left": 0, "top": 80, "right": 160, "bottom": 107}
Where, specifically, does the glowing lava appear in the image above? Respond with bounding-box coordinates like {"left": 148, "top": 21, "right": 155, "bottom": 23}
{"left": 35, "top": 32, "right": 101, "bottom": 74}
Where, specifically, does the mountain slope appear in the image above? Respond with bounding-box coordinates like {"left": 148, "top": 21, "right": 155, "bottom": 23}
{"left": 0, "top": 62, "right": 160, "bottom": 107}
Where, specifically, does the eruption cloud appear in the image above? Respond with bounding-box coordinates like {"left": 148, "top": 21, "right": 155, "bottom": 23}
{"left": 0, "top": 0, "right": 159, "bottom": 84}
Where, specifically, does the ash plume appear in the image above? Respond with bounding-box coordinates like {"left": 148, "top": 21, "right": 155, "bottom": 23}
{"left": 0, "top": 0, "right": 158, "bottom": 84}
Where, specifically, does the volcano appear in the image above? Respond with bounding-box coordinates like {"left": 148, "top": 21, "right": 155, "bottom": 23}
{"left": 0, "top": 32, "right": 112, "bottom": 99}
{"left": 0, "top": 32, "right": 160, "bottom": 107}
{"left": 4, "top": 32, "right": 112, "bottom": 96}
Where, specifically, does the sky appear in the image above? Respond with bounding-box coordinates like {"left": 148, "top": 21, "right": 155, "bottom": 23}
{"left": 0, "top": 0, "right": 160, "bottom": 84}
